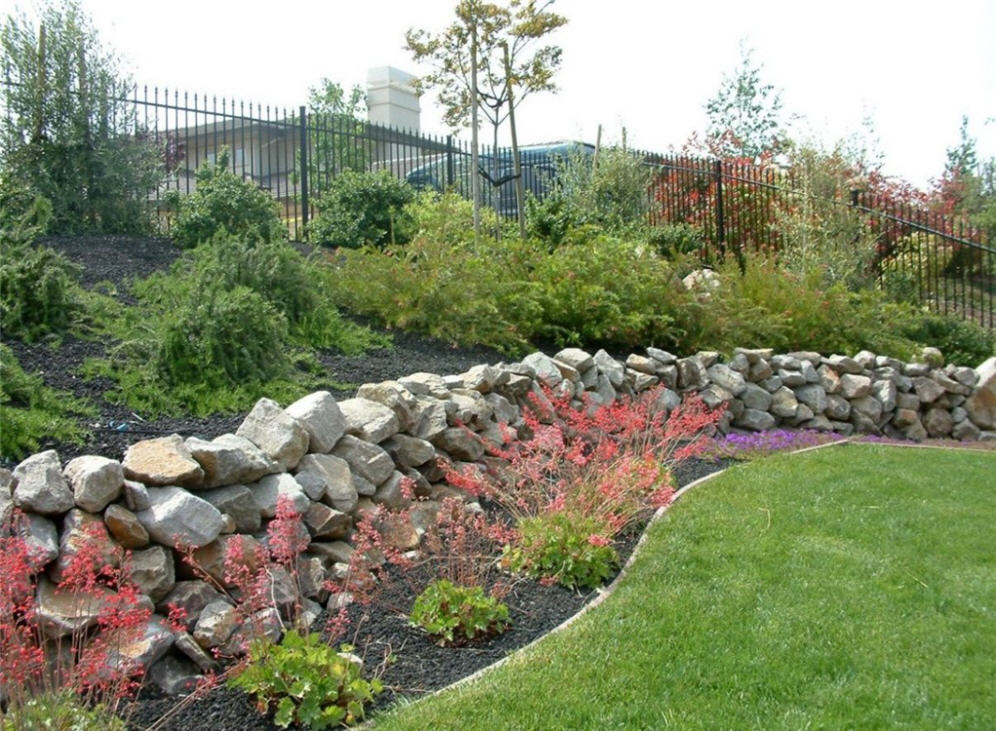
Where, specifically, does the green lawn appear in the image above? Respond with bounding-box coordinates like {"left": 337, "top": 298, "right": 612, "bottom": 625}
{"left": 372, "top": 444, "right": 996, "bottom": 730}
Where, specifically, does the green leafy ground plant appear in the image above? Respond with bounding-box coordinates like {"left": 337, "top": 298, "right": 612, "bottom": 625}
{"left": 228, "top": 630, "right": 382, "bottom": 729}
{"left": 410, "top": 579, "right": 509, "bottom": 646}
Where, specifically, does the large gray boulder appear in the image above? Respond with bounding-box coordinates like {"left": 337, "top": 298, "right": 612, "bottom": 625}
{"left": 185, "top": 434, "right": 275, "bottom": 488}
{"left": 236, "top": 398, "right": 309, "bottom": 471}
{"left": 123, "top": 435, "right": 204, "bottom": 488}
{"left": 339, "top": 397, "right": 402, "bottom": 444}
{"left": 251, "top": 473, "right": 309, "bottom": 518}
{"left": 136, "top": 487, "right": 226, "bottom": 549}
{"left": 13, "top": 451, "right": 74, "bottom": 515}
{"left": 522, "top": 352, "right": 563, "bottom": 387}
{"left": 433, "top": 427, "right": 486, "bottom": 462}
{"left": 839, "top": 374, "right": 871, "bottom": 400}
{"left": 63, "top": 456, "right": 123, "bottom": 512}
{"left": 593, "top": 349, "right": 626, "bottom": 388}
{"left": 965, "top": 357, "right": 996, "bottom": 429}
{"left": 707, "top": 364, "right": 747, "bottom": 396}
{"left": 285, "top": 391, "right": 346, "bottom": 453}
{"left": 793, "top": 384, "right": 828, "bottom": 415}
{"left": 128, "top": 545, "right": 176, "bottom": 602}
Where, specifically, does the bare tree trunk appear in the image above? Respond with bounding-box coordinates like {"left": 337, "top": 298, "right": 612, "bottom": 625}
{"left": 492, "top": 119, "right": 501, "bottom": 241}
{"left": 504, "top": 43, "right": 526, "bottom": 240}
{"left": 470, "top": 26, "right": 481, "bottom": 244}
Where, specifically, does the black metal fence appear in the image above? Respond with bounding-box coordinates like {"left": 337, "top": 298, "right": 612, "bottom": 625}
{"left": 3, "top": 79, "right": 993, "bottom": 331}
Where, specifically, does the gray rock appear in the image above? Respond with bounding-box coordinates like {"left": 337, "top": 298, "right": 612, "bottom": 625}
{"left": 101, "top": 616, "right": 175, "bottom": 676}
{"left": 839, "top": 374, "right": 871, "bottom": 400}
{"left": 740, "top": 382, "right": 774, "bottom": 412}
{"left": 903, "top": 362, "right": 932, "bottom": 377}
{"left": 449, "top": 389, "right": 494, "bottom": 428}
{"left": 308, "top": 541, "right": 354, "bottom": 566}
{"left": 734, "top": 347, "right": 773, "bottom": 364}
{"left": 174, "top": 631, "right": 220, "bottom": 672}
{"left": 759, "top": 375, "right": 783, "bottom": 393}
{"left": 411, "top": 397, "right": 450, "bottom": 441}
{"left": 788, "top": 351, "right": 822, "bottom": 366}
{"left": 923, "top": 408, "right": 954, "bottom": 438}
{"left": 854, "top": 350, "right": 878, "bottom": 369}
{"left": 792, "top": 404, "right": 815, "bottom": 424}
{"left": 595, "top": 373, "right": 617, "bottom": 405}
{"left": 236, "top": 398, "right": 309, "bottom": 471}
{"left": 193, "top": 600, "right": 240, "bottom": 649}
{"left": 136, "top": 486, "right": 226, "bottom": 549}
{"left": 483, "top": 392, "right": 519, "bottom": 426}
{"left": 338, "top": 397, "right": 401, "bottom": 444}
{"left": 123, "top": 479, "right": 151, "bottom": 511}
{"left": 305, "top": 502, "right": 352, "bottom": 539}
{"left": 156, "top": 581, "right": 226, "bottom": 631}
{"left": 727, "top": 352, "right": 750, "bottom": 374}
{"left": 251, "top": 473, "right": 309, "bottom": 519}
{"left": 801, "top": 415, "right": 834, "bottom": 432}
{"left": 952, "top": 366, "right": 979, "bottom": 387}
{"left": 551, "top": 358, "right": 581, "bottom": 385}
{"left": 829, "top": 421, "right": 854, "bottom": 436}
{"left": 284, "top": 391, "right": 346, "bottom": 454}
{"left": 777, "top": 369, "right": 807, "bottom": 387}
{"left": 129, "top": 545, "right": 175, "bottom": 602}
{"left": 294, "top": 454, "right": 358, "bottom": 514}
{"left": 381, "top": 434, "right": 436, "bottom": 470}
{"left": 827, "top": 354, "right": 863, "bottom": 374}
{"left": 356, "top": 381, "right": 419, "bottom": 432}
{"left": 892, "top": 408, "right": 921, "bottom": 429}
{"left": 36, "top": 576, "right": 112, "bottom": 638}
{"left": 633, "top": 372, "right": 659, "bottom": 392}
{"left": 20, "top": 513, "right": 59, "bottom": 565}
{"left": 793, "top": 384, "right": 828, "bottom": 415}
{"left": 734, "top": 408, "right": 776, "bottom": 431}
{"left": 457, "top": 364, "right": 506, "bottom": 393}
{"left": 104, "top": 504, "right": 151, "bottom": 549}
{"left": 920, "top": 347, "right": 944, "bottom": 368}
{"left": 220, "top": 607, "right": 281, "bottom": 656}
{"left": 817, "top": 364, "right": 842, "bottom": 394}
{"left": 850, "top": 410, "right": 881, "bottom": 435}
{"left": 676, "top": 357, "right": 708, "bottom": 390}
{"left": 149, "top": 655, "right": 201, "bottom": 695}
{"left": 912, "top": 377, "right": 946, "bottom": 404}
{"left": 522, "top": 352, "right": 563, "bottom": 387}
{"left": 896, "top": 391, "right": 920, "bottom": 411}
{"left": 123, "top": 435, "right": 204, "bottom": 488}
{"left": 850, "top": 396, "right": 883, "bottom": 423}
{"left": 331, "top": 435, "right": 395, "bottom": 486}
{"left": 13, "top": 451, "right": 74, "bottom": 515}
{"left": 769, "top": 387, "right": 798, "bottom": 418}
{"left": 952, "top": 419, "right": 981, "bottom": 441}
{"left": 397, "top": 372, "right": 450, "bottom": 398}
{"left": 185, "top": 434, "right": 275, "bottom": 488}
{"left": 593, "top": 350, "right": 625, "bottom": 387}
{"left": 800, "top": 361, "right": 820, "bottom": 384}
{"left": 50, "top": 508, "right": 118, "bottom": 580}
{"left": 554, "top": 348, "right": 594, "bottom": 373}
{"left": 931, "top": 370, "right": 972, "bottom": 397}
{"left": 625, "top": 354, "right": 658, "bottom": 376}
{"left": 646, "top": 347, "right": 678, "bottom": 365}
{"left": 696, "top": 351, "right": 720, "bottom": 368}
{"left": 181, "top": 534, "right": 263, "bottom": 588}
{"left": 657, "top": 364, "right": 678, "bottom": 390}
{"left": 770, "top": 354, "right": 802, "bottom": 370}
{"left": 707, "top": 364, "right": 747, "bottom": 396}
{"left": 825, "top": 394, "right": 851, "bottom": 421}
{"left": 872, "top": 380, "right": 898, "bottom": 413}
{"left": 965, "top": 357, "right": 996, "bottom": 430}
{"left": 63, "top": 456, "right": 123, "bottom": 512}
{"left": 433, "top": 427, "right": 486, "bottom": 462}
{"left": 747, "top": 359, "right": 773, "bottom": 382}
{"left": 699, "top": 384, "right": 733, "bottom": 410}
{"left": 199, "top": 484, "right": 262, "bottom": 534}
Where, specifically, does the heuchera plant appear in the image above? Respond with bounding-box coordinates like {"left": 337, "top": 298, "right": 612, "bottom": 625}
{"left": 0, "top": 512, "right": 153, "bottom": 729}
{"left": 443, "top": 385, "right": 724, "bottom": 589}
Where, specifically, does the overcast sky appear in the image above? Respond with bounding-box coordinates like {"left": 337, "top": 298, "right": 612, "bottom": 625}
{"left": 4, "top": 0, "right": 994, "bottom": 189}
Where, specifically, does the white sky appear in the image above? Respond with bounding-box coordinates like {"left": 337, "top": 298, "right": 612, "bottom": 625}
{"left": 4, "top": 0, "right": 995, "bottom": 189}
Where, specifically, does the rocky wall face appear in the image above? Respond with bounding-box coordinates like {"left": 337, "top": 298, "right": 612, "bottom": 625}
{"left": 2, "top": 346, "right": 994, "bottom": 695}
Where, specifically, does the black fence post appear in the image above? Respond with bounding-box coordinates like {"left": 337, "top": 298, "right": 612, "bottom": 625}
{"left": 298, "top": 105, "right": 309, "bottom": 238}
{"left": 714, "top": 159, "right": 726, "bottom": 257}
{"left": 446, "top": 135, "right": 455, "bottom": 188}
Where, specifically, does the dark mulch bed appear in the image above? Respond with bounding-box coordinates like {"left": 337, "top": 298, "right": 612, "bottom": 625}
{"left": 123, "top": 457, "right": 728, "bottom": 731}
{"left": 4, "top": 235, "right": 733, "bottom": 729}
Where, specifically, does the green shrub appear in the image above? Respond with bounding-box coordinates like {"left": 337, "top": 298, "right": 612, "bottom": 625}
{"left": 410, "top": 579, "right": 510, "bottom": 646}
{"left": 228, "top": 630, "right": 382, "bottom": 729}
{"left": 504, "top": 513, "right": 619, "bottom": 590}
{"left": 645, "top": 222, "right": 705, "bottom": 259}
{"left": 0, "top": 235, "right": 83, "bottom": 341}
{"left": 167, "top": 150, "right": 285, "bottom": 248}
{"left": 0, "top": 344, "right": 93, "bottom": 460}
{"left": 310, "top": 170, "right": 415, "bottom": 248}
{"left": 892, "top": 310, "right": 995, "bottom": 367}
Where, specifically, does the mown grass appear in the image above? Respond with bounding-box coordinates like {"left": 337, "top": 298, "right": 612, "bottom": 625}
{"left": 373, "top": 444, "right": 996, "bottom": 730}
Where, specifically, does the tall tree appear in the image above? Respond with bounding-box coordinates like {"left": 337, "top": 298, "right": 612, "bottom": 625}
{"left": 704, "top": 42, "right": 787, "bottom": 160}
{"left": 1, "top": 0, "right": 161, "bottom": 233}
{"left": 406, "top": 0, "right": 566, "bottom": 238}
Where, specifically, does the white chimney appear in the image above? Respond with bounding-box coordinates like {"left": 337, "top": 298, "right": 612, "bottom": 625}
{"left": 366, "top": 66, "right": 421, "bottom": 131}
